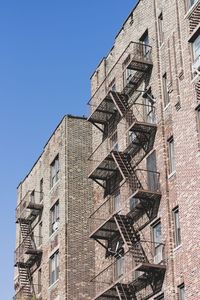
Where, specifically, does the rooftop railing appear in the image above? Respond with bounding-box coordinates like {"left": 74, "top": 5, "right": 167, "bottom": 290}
{"left": 16, "top": 191, "right": 43, "bottom": 222}
{"left": 89, "top": 41, "right": 152, "bottom": 113}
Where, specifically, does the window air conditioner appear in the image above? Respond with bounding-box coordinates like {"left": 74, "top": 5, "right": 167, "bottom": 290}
{"left": 192, "top": 55, "right": 200, "bottom": 75}
{"left": 53, "top": 221, "right": 59, "bottom": 231}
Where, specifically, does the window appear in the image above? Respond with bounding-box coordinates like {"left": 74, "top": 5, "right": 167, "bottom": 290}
{"left": 173, "top": 207, "right": 181, "bottom": 247}
{"left": 123, "top": 68, "right": 136, "bottom": 86}
{"left": 49, "top": 251, "right": 59, "bottom": 285}
{"left": 154, "top": 294, "right": 164, "bottom": 300}
{"left": 114, "top": 256, "right": 124, "bottom": 279}
{"left": 168, "top": 137, "right": 176, "bottom": 174}
{"left": 39, "top": 222, "right": 42, "bottom": 246}
{"left": 147, "top": 151, "right": 158, "bottom": 191}
{"left": 40, "top": 178, "right": 43, "bottom": 202}
{"left": 50, "top": 155, "right": 59, "bottom": 188}
{"left": 152, "top": 222, "right": 163, "bottom": 263}
{"left": 50, "top": 201, "right": 59, "bottom": 235}
{"left": 192, "top": 35, "right": 200, "bottom": 71}
{"left": 38, "top": 269, "right": 42, "bottom": 293}
{"left": 162, "top": 73, "right": 170, "bottom": 107}
{"left": 189, "top": 0, "right": 197, "bottom": 8}
{"left": 140, "top": 30, "right": 150, "bottom": 57}
{"left": 114, "top": 191, "right": 121, "bottom": 212}
{"left": 178, "top": 284, "right": 185, "bottom": 300}
{"left": 30, "top": 190, "right": 35, "bottom": 203}
{"left": 158, "top": 13, "right": 164, "bottom": 45}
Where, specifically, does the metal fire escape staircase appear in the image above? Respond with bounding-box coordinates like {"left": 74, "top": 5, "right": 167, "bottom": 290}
{"left": 15, "top": 194, "right": 43, "bottom": 300}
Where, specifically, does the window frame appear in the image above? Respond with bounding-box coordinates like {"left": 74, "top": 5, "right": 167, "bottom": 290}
{"left": 50, "top": 155, "right": 59, "bottom": 188}
{"left": 49, "top": 251, "right": 59, "bottom": 286}
{"left": 162, "top": 73, "right": 170, "bottom": 107}
{"left": 40, "top": 178, "right": 43, "bottom": 202}
{"left": 178, "top": 283, "right": 185, "bottom": 300}
{"left": 50, "top": 201, "right": 59, "bottom": 235}
{"left": 158, "top": 12, "right": 164, "bottom": 45}
{"left": 173, "top": 207, "right": 181, "bottom": 248}
{"left": 152, "top": 221, "right": 163, "bottom": 263}
{"left": 168, "top": 136, "right": 176, "bottom": 175}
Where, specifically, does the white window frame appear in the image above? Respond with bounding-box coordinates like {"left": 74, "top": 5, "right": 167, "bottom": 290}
{"left": 49, "top": 251, "right": 59, "bottom": 286}
{"left": 50, "top": 155, "right": 59, "bottom": 188}
{"left": 168, "top": 137, "right": 176, "bottom": 175}
{"left": 50, "top": 201, "right": 59, "bottom": 235}
{"left": 173, "top": 207, "right": 181, "bottom": 248}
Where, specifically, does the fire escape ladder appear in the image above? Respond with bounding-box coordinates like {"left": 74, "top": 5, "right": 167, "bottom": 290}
{"left": 109, "top": 91, "right": 129, "bottom": 117}
{"left": 112, "top": 152, "right": 134, "bottom": 179}
{"left": 19, "top": 220, "right": 32, "bottom": 240}
{"left": 114, "top": 215, "right": 139, "bottom": 248}
{"left": 18, "top": 265, "right": 32, "bottom": 297}
{"left": 116, "top": 283, "right": 134, "bottom": 300}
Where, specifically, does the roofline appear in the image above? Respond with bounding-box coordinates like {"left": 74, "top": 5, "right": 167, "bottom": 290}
{"left": 89, "top": 0, "right": 141, "bottom": 79}
{"left": 17, "top": 114, "right": 87, "bottom": 189}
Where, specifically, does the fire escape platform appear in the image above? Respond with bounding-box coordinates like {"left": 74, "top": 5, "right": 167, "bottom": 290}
{"left": 88, "top": 154, "right": 118, "bottom": 180}
{"left": 135, "top": 262, "right": 166, "bottom": 273}
{"left": 27, "top": 203, "right": 43, "bottom": 211}
{"left": 88, "top": 95, "right": 117, "bottom": 125}
{"left": 130, "top": 189, "right": 161, "bottom": 201}
{"left": 90, "top": 214, "right": 120, "bottom": 240}
{"left": 88, "top": 90, "right": 129, "bottom": 126}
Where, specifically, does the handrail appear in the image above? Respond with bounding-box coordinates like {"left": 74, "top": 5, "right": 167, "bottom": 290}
{"left": 89, "top": 169, "right": 161, "bottom": 236}
{"left": 91, "top": 243, "right": 165, "bottom": 283}
{"left": 88, "top": 41, "right": 152, "bottom": 106}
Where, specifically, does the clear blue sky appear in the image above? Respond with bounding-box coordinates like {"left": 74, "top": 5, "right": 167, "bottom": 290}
{"left": 0, "top": 1, "right": 136, "bottom": 298}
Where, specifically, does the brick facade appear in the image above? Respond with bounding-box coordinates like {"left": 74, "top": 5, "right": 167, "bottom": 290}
{"left": 88, "top": 0, "right": 200, "bottom": 299}
{"left": 14, "top": 115, "right": 95, "bottom": 300}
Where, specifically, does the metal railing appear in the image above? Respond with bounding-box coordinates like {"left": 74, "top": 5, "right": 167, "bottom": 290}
{"left": 89, "top": 41, "right": 152, "bottom": 112}
{"left": 16, "top": 191, "right": 43, "bottom": 222}
{"left": 14, "top": 284, "right": 42, "bottom": 300}
{"left": 89, "top": 169, "right": 160, "bottom": 236}
{"left": 15, "top": 236, "right": 42, "bottom": 265}
{"left": 88, "top": 101, "right": 156, "bottom": 177}
{"left": 91, "top": 245, "right": 165, "bottom": 299}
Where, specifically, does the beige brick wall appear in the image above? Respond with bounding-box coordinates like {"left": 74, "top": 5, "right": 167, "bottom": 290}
{"left": 14, "top": 115, "right": 95, "bottom": 300}
{"left": 89, "top": 0, "right": 200, "bottom": 299}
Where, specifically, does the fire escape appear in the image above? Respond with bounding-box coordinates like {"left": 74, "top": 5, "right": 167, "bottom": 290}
{"left": 14, "top": 191, "right": 43, "bottom": 300}
{"left": 88, "top": 41, "right": 166, "bottom": 300}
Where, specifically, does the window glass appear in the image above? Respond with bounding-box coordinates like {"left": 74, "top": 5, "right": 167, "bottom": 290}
{"left": 50, "top": 155, "right": 59, "bottom": 188}
{"left": 193, "top": 35, "right": 200, "bottom": 61}
{"left": 178, "top": 284, "right": 185, "bottom": 300}
{"left": 173, "top": 207, "right": 181, "bottom": 247}
{"left": 49, "top": 251, "right": 59, "bottom": 285}
{"left": 50, "top": 201, "right": 59, "bottom": 235}
{"left": 162, "top": 73, "right": 170, "bottom": 106}
{"left": 153, "top": 222, "right": 163, "bottom": 263}
{"left": 168, "top": 137, "right": 176, "bottom": 174}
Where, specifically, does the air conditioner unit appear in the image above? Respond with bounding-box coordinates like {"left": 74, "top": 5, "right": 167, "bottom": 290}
{"left": 192, "top": 55, "right": 200, "bottom": 75}
{"left": 53, "top": 221, "right": 59, "bottom": 231}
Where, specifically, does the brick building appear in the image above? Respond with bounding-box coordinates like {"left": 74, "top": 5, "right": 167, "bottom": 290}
{"left": 14, "top": 115, "right": 95, "bottom": 300}
{"left": 88, "top": 0, "right": 200, "bottom": 299}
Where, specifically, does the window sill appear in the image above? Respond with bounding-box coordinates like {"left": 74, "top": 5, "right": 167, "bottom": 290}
{"left": 168, "top": 170, "right": 176, "bottom": 179}
{"left": 49, "top": 279, "right": 59, "bottom": 290}
{"left": 49, "top": 179, "right": 60, "bottom": 193}
{"left": 173, "top": 244, "right": 182, "bottom": 252}
{"left": 163, "top": 102, "right": 171, "bottom": 111}
{"left": 49, "top": 229, "right": 59, "bottom": 240}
